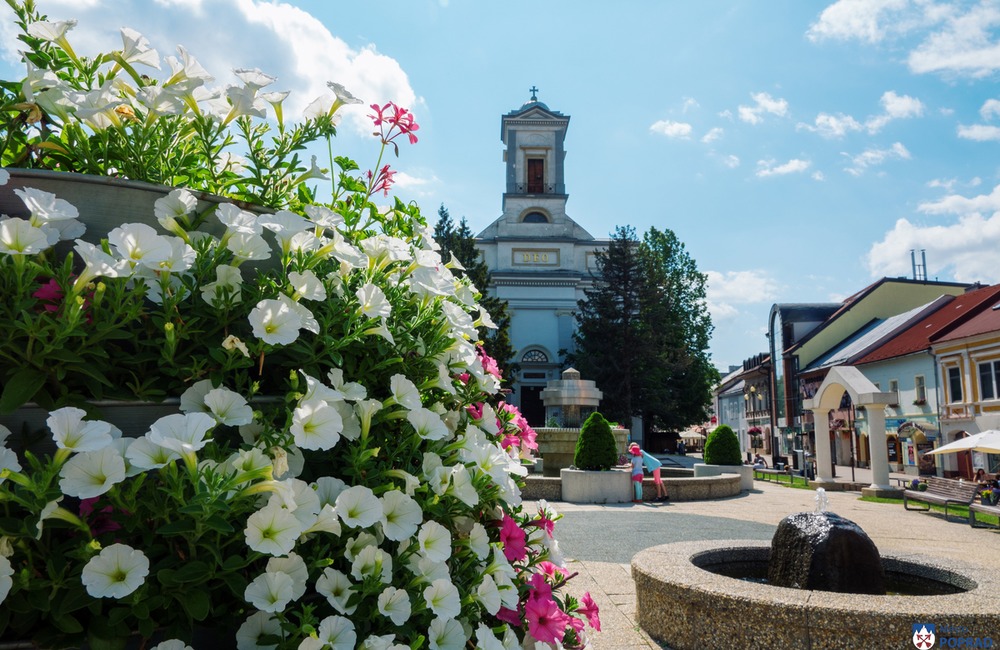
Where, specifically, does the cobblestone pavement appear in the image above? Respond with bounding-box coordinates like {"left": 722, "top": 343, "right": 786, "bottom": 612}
{"left": 535, "top": 475, "right": 1000, "bottom": 649}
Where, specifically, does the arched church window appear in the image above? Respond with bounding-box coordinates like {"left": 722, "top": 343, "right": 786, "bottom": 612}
{"left": 522, "top": 212, "right": 548, "bottom": 224}
{"left": 522, "top": 349, "right": 549, "bottom": 363}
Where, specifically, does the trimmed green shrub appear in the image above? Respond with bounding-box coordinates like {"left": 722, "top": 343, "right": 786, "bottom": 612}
{"left": 703, "top": 424, "right": 742, "bottom": 466}
{"left": 573, "top": 411, "right": 619, "bottom": 470}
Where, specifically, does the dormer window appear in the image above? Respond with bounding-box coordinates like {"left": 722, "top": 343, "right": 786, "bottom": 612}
{"left": 522, "top": 212, "right": 548, "bottom": 223}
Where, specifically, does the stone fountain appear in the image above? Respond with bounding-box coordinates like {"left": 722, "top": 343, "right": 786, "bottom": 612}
{"left": 632, "top": 488, "right": 999, "bottom": 649}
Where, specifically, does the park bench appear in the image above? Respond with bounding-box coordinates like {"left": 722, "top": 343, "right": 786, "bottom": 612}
{"left": 969, "top": 500, "right": 1000, "bottom": 529}
{"left": 753, "top": 466, "right": 808, "bottom": 486}
{"left": 903, "top": 476, "right": 979, "bottom": 523}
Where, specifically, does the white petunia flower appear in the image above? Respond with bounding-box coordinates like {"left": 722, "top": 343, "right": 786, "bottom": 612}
{"left": 179, "top": 379, "right": 214, "bottom": 414}
{"left": 423, "top": 578, "right": 461, "bottom": 620}
{"left": 290, "top": 398, "right": 343, "bottom": 450}
{"left": 236, "top": 611, "right": 281, "bottom": 650}
{"left": 119, "top": 27, "right": 160, "bottom": 69}
{"left": 150, "top": 641, "right": 193, "bottom": 650}
{"left": 124, "top": 436, "right": 180, "bottom": 470}
{"left": 389, "top": 374, "right": 421, "bottom": 410}
{"left": 204, "top": 387, "right": 254, "bottom": 426}
{"left": 428, "top": 617, "right": 467, "bottom": 650}
{"left": 222, "top": 334, "right": 251, "bottom": 357}
{"left": 315, "top": 568, "right": 357, "bottom": 615}
{"left": 266, "top": 553, "right": 308, "bottom": 601}
{"left": 417, "top": 520, "right": 452, "bottom": 563}
{"left": 475, "top": 574, "right": 501, "bottom": 615}
{"left": 80, "top": 544, "right": 149, "bottom": 598}
{"left": 0, "top": 168, "right": 9, "bottom": 185}
{"left": 304, "top": 204, "right": 344, "bottom": 230}
{"left": 335, "top": 485, "right": 381, "bottom": 529}
{"left": 153, "top": 188, "right": 197, "bottom": 234}
{"left": 59, "top": 447, "right": 127, "bottom": 498}
{"left": 47, "top": 407, "right": 113, "bottom": 452}
{"left": 447, "top": 464, "right": 479, "bottom": 508}
{"left": 244, "top": 570, "right": 294, "bottom": 613}
{"left": 278, "top": 294, "right": 318, "bottom": 334}
{"left": 359, "top": 634, "right": 398, "bottom": 650}
{"left": 156, "top": 237, "right": 196, "bottom": 273}
{"left": 0, "top": 447, "right": 22, "bottom": 481}
{"left": 13, "top": 187, "right": 79, "bottom": 223}
{"left": 227, "top": 232, "right": 271, "bottom": 262}
{"left": 0, "top": 555, "right": 13, "bottom": 604}
{"left": 288, "top": 270, "right": 327, "bottom": 301}
{"left": 469, "top": 522, "right": 490, "bottom": 560}
{"left": 108, "top": 222, "right": 172, "bottom": 268}
{"left": 377, "top": 586, "right": 411, "bottom": 626}
{"left": 73, "top": 240, "right": 129, "bottom": 286}
{"left": 406, "top": 407, "right": 449, "bottom": 441}
{"left": 408, "top": 555, "right": 450, "bottom": 584}
{"left": 475, "top": 623, "right": 506, "bottom": 650}
{"left": 249, "top": 298, "right": 302, "bottom": 345}
{"left": 306, "top": 615, "right": 356, "bottom": 650}
{"left": 245, "top": 501, "right": 303, "bottom": 556}
{"left": 147, "top": 412, "right": 215, "bottom": 455}
{"left": 313, "top": 476, "right": 347, "bottom": 507}
{"left": 0, "top": 218, "right": 49, "bottom": 255}
{"left": 216, "top": 202, "right": 262, "bottom": 235}
{"left": 350, "top": 544, "right": 392, "bottom": 584}
{"left": 379, "top": 490, "right": 422, "bottom": 542}
{"left": 327, "top": 368, "right": 367, "bottom": 401}
{"left": 356, "top": 283, "right": 391, "bottom": 319}
{"left": 201, "top": 264, "right": 245, "bottom": 306}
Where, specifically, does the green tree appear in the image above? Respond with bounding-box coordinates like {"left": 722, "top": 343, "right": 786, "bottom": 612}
{"left": 566, "top": 225, "right": 644, "bottom": 424}
{"left": 566, "top": 225, "right": 718, "bottom": 432}
{"left": 433, "top": 205, "right": 516, "bottom": 379}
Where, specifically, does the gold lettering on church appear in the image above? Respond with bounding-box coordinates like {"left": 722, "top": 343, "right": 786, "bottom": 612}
{"left": 514, "top": 249, "right": 557, "bottom": 266}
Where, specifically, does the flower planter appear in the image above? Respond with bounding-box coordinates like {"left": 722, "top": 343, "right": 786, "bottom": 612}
{"left": 694, "top": 463, "right": 753, "bottom": 491}
{"left": 560, "top": 467, "right": 632, "bottom": 504}
{"left": 535, "top": 427, "right": 628, "bottom": 477}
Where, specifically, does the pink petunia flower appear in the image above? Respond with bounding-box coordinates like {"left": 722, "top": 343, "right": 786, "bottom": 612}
{"left": 499, "top": 514, "right": 527, "bottom": 562}
{"left": 524, "top": 594, "right": 571, "bottom": 645}
{"left": 578, "top": 591, "right": 601, "bottom": 631}
{"left": 495, "top": 606, "right": 521, "bottom": 626}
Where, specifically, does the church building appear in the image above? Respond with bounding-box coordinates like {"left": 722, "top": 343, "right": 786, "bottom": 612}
{"left": 475, "top": 91, "right": 608, "bottom": 426}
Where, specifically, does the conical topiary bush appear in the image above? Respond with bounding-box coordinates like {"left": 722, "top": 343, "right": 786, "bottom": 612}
{"left": 703, "top": 424, "right": 742, "bottom": 466}
{"left": 573, "top": 411, "right": 619, "bottom": 470}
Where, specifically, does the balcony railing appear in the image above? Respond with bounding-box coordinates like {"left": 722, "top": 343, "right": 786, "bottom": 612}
{"left": 941, "top": 403, "right": 975, "bottom": 421}
{"left": 514, "top": 183, "right": 557, "bottom": 195}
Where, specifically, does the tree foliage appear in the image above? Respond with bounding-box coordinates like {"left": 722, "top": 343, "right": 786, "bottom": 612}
{"left": 567, "top": 225, "right": 718, "bottom": 432}
{"left": 573, "top": 411, "right": 619, "bottom": 470}
{"left": 433, "top": 205, "right": 516, "bottom": 378}
{"left": 704, "top": 424, "right": 742, "bottom": 466}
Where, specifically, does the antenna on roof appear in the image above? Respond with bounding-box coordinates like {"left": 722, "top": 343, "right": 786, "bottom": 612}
{"left": 911, "top": 249, "right": 927, "bottom": 281}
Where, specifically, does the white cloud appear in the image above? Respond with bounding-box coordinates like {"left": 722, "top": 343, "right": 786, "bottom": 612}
{"left": 798, "top": 112, "right": 862, "bottom": 138}
{"left": 705, "top": 270, "right": 780, "bottom": 321}
{"left": 737, "top": 92, "right": 788, "bottom": 125}
{"left": 812, "top": 171, "right": 826, "bottom": 181}
{"left": 650, "top": 120, "right": 693, "bottom": 138}
{"left": 980, "top": 98, "right": 1000, "bottom": 120}
{"left": 807, "top": 0, "right": 909, "bottom": 43}
{"left": 701, "top": 127, "right": 724, "bottom": 143}
{"left": 866, "top": 212, "right": 1000, "bottom": 283}
{"left": 718, "top": 109, "right": 734, "bottom": 120}
{"left": 865, "top": 90, "right": 924, "bottom": 132}
{"left": 722, "top": 154, "right": 740, "bottom": 169}
{"left": 756, "top": 158, "right": 810, "bottom": 178}
{"left": 870, "top": 183, "right": 1000, "bottom": 283}
{"left": 682, "top": 97, "right": 700, "bottom": 113}
{"left": 918, "top": 183, "right": 1000, "bottom": 216}
{"left": 957, "top": 124, "right": 1000, "bottom": 141}
{"left": 843, "top": 142, "right": 910, "bottom": 176}
{"left": 908, "top": 3, "right": 1000, "bottom": 77}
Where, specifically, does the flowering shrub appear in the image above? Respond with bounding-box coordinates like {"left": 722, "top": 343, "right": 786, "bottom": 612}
{"left": 0, "top": 3, "right": 599, "bottom": 648}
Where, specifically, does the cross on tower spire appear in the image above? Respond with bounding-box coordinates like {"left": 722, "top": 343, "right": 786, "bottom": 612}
{"left": 529, "top": 85, "right": 539, "bottom": 101}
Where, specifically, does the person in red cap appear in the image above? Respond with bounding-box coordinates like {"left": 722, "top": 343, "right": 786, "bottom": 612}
{"left": 629, "top": 443, "right": 644, "bottom": 502}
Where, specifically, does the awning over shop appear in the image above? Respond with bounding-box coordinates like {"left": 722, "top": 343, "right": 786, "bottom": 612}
{"left": 897, "top": 420, "right": 937, "bottom": 442}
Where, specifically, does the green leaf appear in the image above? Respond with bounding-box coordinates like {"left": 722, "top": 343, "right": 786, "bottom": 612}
{"left": 157, "top": 519, "right": 198, "bottom": 535}
{"left": 171, "top": 560, "right": 211, "bottom": 584}
{"left": 177, "top": 589, "right": 210, "bottom": 621}
{"left": 0, "top": 367, "right": 46, "bottom": 413}
{"left": 203, "top": 513, "right": 235, "bottom": 534}
{"left": 52, "top": 613, "right": 84, "bottom": 634}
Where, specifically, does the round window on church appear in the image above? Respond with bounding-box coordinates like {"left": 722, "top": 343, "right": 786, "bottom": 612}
{"left": 522, "top": 212, "right": 549, "bottom": 224}
{"left": 522, "top": 349, "right": 549, "bottom": 363}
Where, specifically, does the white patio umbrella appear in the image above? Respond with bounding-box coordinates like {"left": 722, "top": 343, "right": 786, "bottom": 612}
{"left": 925, "top": 430, "right": 1000, "bottom": 455}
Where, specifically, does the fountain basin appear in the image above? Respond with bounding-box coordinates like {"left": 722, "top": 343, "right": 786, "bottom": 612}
{"left": 633, "top": 540, "right": 999, "bottom": 650}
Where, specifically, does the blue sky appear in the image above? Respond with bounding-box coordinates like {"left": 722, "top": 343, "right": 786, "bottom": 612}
{"left": 3, "top": 0, "right": 1000, "bottom": 372}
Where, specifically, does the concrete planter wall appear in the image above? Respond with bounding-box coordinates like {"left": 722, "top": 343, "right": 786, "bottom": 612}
{"left": 694, "top": 463, "right": 753, "bottom": 491}
{"left": 560, "top": 468, "right": 631, "bottom": 504}
{"left": 535, "top": 427, "right": 629, "bottom": 477}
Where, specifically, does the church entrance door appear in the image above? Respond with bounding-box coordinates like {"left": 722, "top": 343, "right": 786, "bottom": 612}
{"left": 520, "top": 385, "right": 545, "bottom": 427}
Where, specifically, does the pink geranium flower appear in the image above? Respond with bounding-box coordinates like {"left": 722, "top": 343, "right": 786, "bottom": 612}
{"left": 499, "top": 514, "right": 527, "bottom": 562}
{"left": 524, "top": 594, "right": 571, "bottom": 645}
{"left": 579, "top": 591, "right": 601, "bottom": 631}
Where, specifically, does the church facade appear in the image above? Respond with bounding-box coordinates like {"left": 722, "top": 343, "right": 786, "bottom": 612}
{"left": 475, "top": 92, "right": 608, "bottom": 426}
